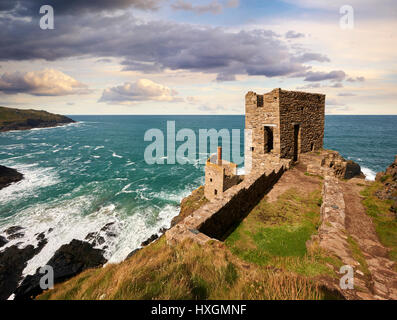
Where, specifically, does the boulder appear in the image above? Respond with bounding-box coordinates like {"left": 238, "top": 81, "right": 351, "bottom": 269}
{"left": 322, "top": 151, "right": 365, "bottom": 179}
{"left": 0, "top": 166, "right": 23, "bottom": 190}
{"left": 13, "top": 239, "right": 107, "bottom": 300}
{"left": 0, "top": 236, "right": 7, "bottom": 248}
{"left": 0, "top": 245, "right": 37, "bottom": 300}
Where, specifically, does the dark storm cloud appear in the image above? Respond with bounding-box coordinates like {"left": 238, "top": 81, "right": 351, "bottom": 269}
{"left": 0, "top": 0, "right": 163, "bottom": 16}
{"left": 0, "top": 13, "right": 337, "bottom": 81}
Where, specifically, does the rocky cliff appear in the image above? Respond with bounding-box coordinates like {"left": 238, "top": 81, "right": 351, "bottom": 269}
{"left": 0, "top": 106, "right": 75, "bottom": 132}
{"left": 0, "top": 165, "right": 23, "bottom": 190}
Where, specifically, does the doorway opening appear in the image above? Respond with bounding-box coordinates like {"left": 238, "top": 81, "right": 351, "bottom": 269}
{"left": 293, "top": 124, "right": 300, "bottom": 161}
{"left": 264, "top": 126, "right": 274, "bottom": 153}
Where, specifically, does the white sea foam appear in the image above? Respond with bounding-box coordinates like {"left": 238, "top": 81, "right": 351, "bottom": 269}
{"left": 0, "top": 163, "right": 60, "bottom": 205}
{"left": 361, "top": 167, "right": 376, "bottom": 181}
{"left": 0, "top": 192, "right": 181, "bottom": 276}
{"left": 112, "top": 152, "right": 123, "bottom": 158}
{"left": 94, "top": 146, "right": 104, "bottom": 151}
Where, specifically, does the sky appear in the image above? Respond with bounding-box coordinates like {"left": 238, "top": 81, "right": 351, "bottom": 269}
{"left": 0, "top": 0, "right": 396, "bottom": 115}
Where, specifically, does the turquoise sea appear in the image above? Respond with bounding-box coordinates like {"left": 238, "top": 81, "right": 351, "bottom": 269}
{"left": 0, "top": 115, "right": 396, "bottom": 276}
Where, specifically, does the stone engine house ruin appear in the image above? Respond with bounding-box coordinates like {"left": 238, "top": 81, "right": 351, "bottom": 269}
{"left": 204, "top": 88, "right": 325, "bottom": 201}
{"left": 245, "top": 88, "right": 325, "bottom": 171}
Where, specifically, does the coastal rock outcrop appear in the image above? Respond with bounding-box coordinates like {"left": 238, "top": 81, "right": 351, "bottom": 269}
{"left": 375, "top": 155, "right": 397, "bottom": 214}
{"left": 304, "top": 150, "right": 364, "bottom": 180}
{"left": 14, "top": 239, "right": 107, "bottom": 300}
{"left": 322, "top": 151, "right": 364, "bottom": 179}
{"left": 0, "top": 106, "right": 75, "bottom": 132}
{"left": 0, "top": 165, "right": 23, "bottom": 190}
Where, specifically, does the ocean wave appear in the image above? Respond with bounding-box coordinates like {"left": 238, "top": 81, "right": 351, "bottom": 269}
{"left": 361, "top": 167, "right": 376, "bottom": 181}
{"left": 112, "top": 152, "right": 123, "bottom": 159}
{"left": 0, "top": 164, "right": 60, "bottom": 205}
{"left": 0, "top": 193, "right": 180, "bottom": 276}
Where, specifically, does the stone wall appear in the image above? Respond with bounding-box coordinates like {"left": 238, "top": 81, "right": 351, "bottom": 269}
{"left": 245, "top": 89, "right": 281, "bottom": 170}
{"left": 279, "top": 90, "right": 325, "bottom": 159}
{"left": 245, "top": 88, "right": 325, "bottom": 165}
{"left": 199, "top": 165, "right": 284, "bottom": 240}
{"left": 166, "top": 165, "right": 285, "bottom": 245}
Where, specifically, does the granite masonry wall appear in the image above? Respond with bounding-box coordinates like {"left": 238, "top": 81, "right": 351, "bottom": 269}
{"left": 279, "top": 90, "right": 325, "bottom": 159}
{"left": 245, "top": 88, "right": 325, "bottom": 165}
{"left": 204, "top": 159, "right": 240, "bottom": 202}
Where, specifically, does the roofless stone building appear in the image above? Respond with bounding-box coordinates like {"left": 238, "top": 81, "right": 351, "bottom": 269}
{"left": 245, "top": 88, "right": 325, "bottom": 172}
{"left": 204, "top": 88, "right": 325, "bottom": 200}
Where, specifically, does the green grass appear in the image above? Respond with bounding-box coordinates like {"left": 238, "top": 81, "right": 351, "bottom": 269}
{"left": 361, "top": 182, "right": 397, "bottom": 264}
{"left": 225, "top": 188, "right": 339, "bottom": 277}
{"left": 38, "top": 236, "right": 327, "bottom": 300}
{"left": 346, "top": 236, "right": 371, "bottom": 278}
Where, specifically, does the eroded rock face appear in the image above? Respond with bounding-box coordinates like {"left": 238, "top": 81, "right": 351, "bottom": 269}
{"left": 13, "top": 239, "right": 107, "bottom": 300}
{"left": 0, "top": 166, "right": 23, "bottom": 190}
{"left": 375, "top": 155, "right": 397, "bottom": 214}
{"left": 322, "top": 151, "right": 364, "bottom": 180}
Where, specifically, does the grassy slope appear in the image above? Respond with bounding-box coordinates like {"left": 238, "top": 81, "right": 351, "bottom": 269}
{"left": 39, "top": 237, "right": 326, "bottom": 300}
{"left": 361, "top": 180, "right": 397, "bottom": 265}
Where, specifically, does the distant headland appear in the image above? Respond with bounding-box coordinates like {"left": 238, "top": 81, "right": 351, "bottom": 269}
{"left": 0, "top": 106, "right": 75, "bottom": 132}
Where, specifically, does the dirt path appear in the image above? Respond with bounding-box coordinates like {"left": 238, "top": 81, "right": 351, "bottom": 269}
{"left": 342, "top": 180, "right": 397, "bottom": 299}
{"left": 266, "top": 163, "right": 321, "bottom": 202}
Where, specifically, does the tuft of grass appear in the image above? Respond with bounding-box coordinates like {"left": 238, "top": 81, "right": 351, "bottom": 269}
{"left": 361, "top": 182, "right": 397, "bottom": 265}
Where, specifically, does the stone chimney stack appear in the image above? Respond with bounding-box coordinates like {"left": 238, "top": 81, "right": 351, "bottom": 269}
{"left": 217, "top": 146, "right": 222, "bottom": 165}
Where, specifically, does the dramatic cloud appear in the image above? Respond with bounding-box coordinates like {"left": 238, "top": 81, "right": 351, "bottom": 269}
{"left": 99, "top": 79, "right": 179, "bottom": 104}
{"left": 0, "top": 14, "right": 331, "bottom": 81}
{"left": 0, "top": 69, "right": 90, "bottom": 96}
{"left": 303, "top": 70, "right": 346, "bottom": 82}
{"left": 0, "top": 0, "right": 163, "bottom": 16}
{"left": 285, "top": 30, "right": 305, "bottom": 39}
{"left": 171, "top": 0, "right": 239, "bottom": 14}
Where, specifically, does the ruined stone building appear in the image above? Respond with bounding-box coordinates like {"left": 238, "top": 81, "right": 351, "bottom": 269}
{"left": 204, "top": 88, "right": 325, "bottom": 201}
{"left": 204, "top": 147, "right": 241, "bottom": 201}
{"left": 245, "top": 88, "right": 325, "bottom": 171}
